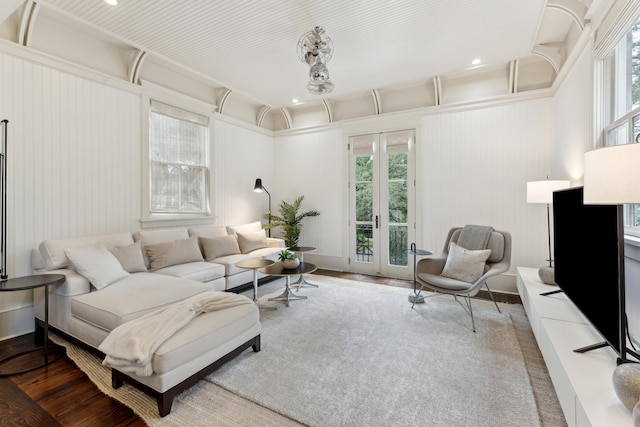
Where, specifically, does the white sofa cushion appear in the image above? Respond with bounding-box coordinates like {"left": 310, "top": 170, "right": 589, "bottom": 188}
{"left": 153, "top": 261, "right": 226, "bottom": 283}
{"left": 39, "top": 232, "right": 134, "bottom": 271}
{"left": 109, "top": 241, "right": 147, "bottom": 273}
{"left": 207, "top": 253, "right": 260, "bottom": 276}
{"left": 71, "top": 273, "right": 210, "bottom": 332}
{"left": 245, "top": 246, "right": 282, "bottom": 261}
{"left": 64, "top": 242, "right": 130, "bottom": 290}
{"left": 145, "top": 236, "right": 204, "bottom": 271}
{"left": 188, "top": 226, "right": 228, "bottom": 239}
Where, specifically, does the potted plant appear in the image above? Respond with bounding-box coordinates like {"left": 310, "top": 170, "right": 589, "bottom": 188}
{"left": 264, "top": 195, "right": 320, "bottom": 248}
{"left": 278, "top": 249, "right": 300, "bottom": 269}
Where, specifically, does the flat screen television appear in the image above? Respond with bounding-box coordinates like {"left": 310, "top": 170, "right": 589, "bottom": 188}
{"left": 552, "top": 186, "right": 634, "bottom": 362}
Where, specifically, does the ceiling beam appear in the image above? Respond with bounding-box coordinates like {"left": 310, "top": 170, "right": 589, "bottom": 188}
{"left": 128, "top": 50, "right": 146, "bottom": 84}
{"left": 18, "top": 0, "right": 38, "bottom": 47}
{"left": 257, "top": 106, "right": 270, "bottom": 127}
{"left": 532, "top": 45, "right": 561, "bottom": 74}
{"left": 547, "top": 0, "right": 588, "bottom": 31}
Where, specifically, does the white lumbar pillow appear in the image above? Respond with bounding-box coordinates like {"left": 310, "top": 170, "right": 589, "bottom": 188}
{"left": 440, "top": 241, "right": 491, "bottom": 283}
{"left": 65, "top": 242, "right": 130, "bottom": 290}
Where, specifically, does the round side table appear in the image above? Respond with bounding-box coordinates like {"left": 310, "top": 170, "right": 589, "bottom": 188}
{"left": 0, "top": 274, "right": 66, "bottom": 376}
{"left": 288, "top": 246, "right": 318, "bottom": 288}
{"left": 259, "top": 262, "right": 317, "bottom": 307}
{"left": 406, "top": 244, "right": 432, "bottom": 304}
{"left": 235, "top": 258, "right": 277, "bottom": 310}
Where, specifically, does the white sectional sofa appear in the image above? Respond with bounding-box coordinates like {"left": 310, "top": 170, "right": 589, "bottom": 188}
{"left": 30, "top": 222, "right": 285, "bottom": 416}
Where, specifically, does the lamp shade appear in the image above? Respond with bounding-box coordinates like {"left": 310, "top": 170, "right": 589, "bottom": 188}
{"left": 584, "top": 143, "right": 640, "bottom": 204}
{"left": 526, "top": 180, "right": 571, "bottom": 204}
{"left": 254, "top": 178, "right": 264, "bottom": 192}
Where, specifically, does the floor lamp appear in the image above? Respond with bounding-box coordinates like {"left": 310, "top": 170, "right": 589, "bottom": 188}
{"left": 253, "top": 178, "right": 271, "bottom": 237}
{"left": 584, "top": 143, "right": 640, "bottom": 364}
{"left": 526, "top": 179, "right": 570, "bottom": 285}
{"left": 0, "top": 120, "right": 7, "bottom": 280}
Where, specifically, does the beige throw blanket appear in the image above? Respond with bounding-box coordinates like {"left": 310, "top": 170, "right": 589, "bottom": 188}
{"left": 98, "top": 291, "right": 253, "bottom": 377}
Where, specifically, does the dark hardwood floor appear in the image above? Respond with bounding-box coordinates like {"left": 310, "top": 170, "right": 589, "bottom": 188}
{"left": 0, "top": 270, "right": 520, "bottom": 426}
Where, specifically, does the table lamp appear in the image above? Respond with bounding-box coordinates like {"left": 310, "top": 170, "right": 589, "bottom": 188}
{"left": 584, "top": 142, "right": 640, "bottom": 365}
{"left": 526, "top": 179, "right": 570, "bottom": 284}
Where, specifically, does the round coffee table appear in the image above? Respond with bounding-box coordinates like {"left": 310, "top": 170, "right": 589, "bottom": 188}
{"left": 288, "top": 246, "right": 318, "bottom": 288}
{"left": 235, "top": 258, "right": 276, "bottom": 310}
{"left": 258, "top": 262, "right": 317, "bottom": 307}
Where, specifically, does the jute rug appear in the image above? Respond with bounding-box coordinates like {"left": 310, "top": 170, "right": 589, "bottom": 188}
{"left": 52, "top": 275, "right": 567, "bottom": 427}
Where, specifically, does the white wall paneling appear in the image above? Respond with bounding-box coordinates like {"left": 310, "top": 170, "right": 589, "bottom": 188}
{"left": 0, "top": 50, "right": 141, "bottom": 334}
{"left": 273, "top": 128, "right": 344, "bottom": 262}
{"left": 420, "top": 97, "right": 555, "bottom": 291}
{"left": 212, "top": 118, "right": 274, "bottom": 227}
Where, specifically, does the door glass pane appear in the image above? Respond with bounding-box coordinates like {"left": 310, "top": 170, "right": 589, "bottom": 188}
{"left": 387, "top": 152, "right": 408, "bottom": 266}
{"left": 355, "top": 154, "right": 373, "bottom": 264}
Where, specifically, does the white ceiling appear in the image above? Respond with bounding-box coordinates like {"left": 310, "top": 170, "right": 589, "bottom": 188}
{"left": 34, "top": 0, "right": 550, "bottom": 109}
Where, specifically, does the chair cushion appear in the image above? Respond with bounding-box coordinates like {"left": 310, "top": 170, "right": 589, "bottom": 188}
{"left": 486, "top": 232, "right": 505, "bottom": 263}
{"left": 441, "top": 241, "right": 491, "bottom": 283}
{"left": 64, "top": 242, "right": 130, "bottom": 290}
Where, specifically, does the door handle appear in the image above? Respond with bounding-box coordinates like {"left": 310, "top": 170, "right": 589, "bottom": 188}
{"left": 375, "top": 215, "right": 379, "bottom": 229}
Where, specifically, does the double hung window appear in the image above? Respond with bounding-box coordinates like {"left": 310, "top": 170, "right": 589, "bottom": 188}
{"left": 599, "top": 18, "right": 640, "bottom": 235}
{"left": 148, "top": 100, "right": 210, "bottom": 216}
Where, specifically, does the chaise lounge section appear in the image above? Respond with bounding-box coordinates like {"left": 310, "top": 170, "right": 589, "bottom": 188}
{"left": 30, "top": 222, "right": 283, "bottom": 416}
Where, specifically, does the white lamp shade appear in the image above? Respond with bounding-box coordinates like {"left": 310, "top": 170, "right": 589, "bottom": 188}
{"left": 584, "top": 143, "right": 640, "bottom": 204}
{"left": 526, "top": 180, "right": 571, "bottom": 204}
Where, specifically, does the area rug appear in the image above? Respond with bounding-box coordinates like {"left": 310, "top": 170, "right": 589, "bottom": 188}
{"left": 209, "top": 275, "right": 540, "bottom": 427}
{"left": 51, "top": 275, "right": 563, "bottom": 427}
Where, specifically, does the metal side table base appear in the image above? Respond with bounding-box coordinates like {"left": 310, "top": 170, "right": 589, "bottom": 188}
{"left": 292, "top": 274, "right": 319, "bottom": 289}
{"left": 268, "top": 277, "right": 308, "bottom": 307}
{"left": 408, "top": 292, "right": 425, "bottom": 304}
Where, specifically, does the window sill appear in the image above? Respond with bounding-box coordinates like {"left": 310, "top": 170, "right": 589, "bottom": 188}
{"left": 139, "top": 215, "right": 214, "bottom": 229}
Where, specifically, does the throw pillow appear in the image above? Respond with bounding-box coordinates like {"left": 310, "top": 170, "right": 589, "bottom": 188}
{"left": 236, "top": 229, "right": 268, "bottom": 254}
{"left": 64, "top": 242, "right": 130, "bottom": 290}
{"left": 109, "top": 241, "right": 147, "bottom": 273}
{"left": 440, "top": 241, "right": 491, "bottom": 283}
{"left": 145, "top": 236, "right": 204, "bottom": 271}
{"left": 200, "top": 235, "right": 241, "bottom": 261}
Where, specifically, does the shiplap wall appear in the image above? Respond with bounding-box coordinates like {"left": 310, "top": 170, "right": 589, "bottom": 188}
{"left": 0, "top": 51, "right": 141, "bottom": 337}
{"left": 0, "top": 46, "right": 564, "bottom": 339}
{"left": 212, "top": 118, "right": 274, "bottom": 226}
{"left": 273, "top": 128, "right": 344, "bottom": 262}
{"left": 420, "top": 98, "right": 555, "bottom": 286}
{"left": 0, "top": 51, "right": 276, "bottom": 339}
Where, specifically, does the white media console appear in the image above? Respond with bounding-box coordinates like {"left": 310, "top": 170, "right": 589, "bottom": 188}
{"left": 516, "top": 267, "right": 631, "bottom": 427}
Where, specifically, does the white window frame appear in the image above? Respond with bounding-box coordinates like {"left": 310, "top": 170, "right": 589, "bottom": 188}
{"left": 140, "top": 80, "right": 215, "bottom": 229}
{"left": 597, "top": 18, "right": 640, "bottom": 237}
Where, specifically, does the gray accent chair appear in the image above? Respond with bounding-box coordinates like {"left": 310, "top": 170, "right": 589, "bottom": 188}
{"left": 413, "top": 227, "right": 512, "bottom": 332}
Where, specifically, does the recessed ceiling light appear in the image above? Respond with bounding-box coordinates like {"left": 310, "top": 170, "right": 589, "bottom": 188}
{"left": 471, "top": 58, "right": 482, "bottom": 66}
{"left": 292, "top": 98, "right": 299, "bottom": 104}
{"left": 104, "top": 0, "right": 118, "bottom": 5}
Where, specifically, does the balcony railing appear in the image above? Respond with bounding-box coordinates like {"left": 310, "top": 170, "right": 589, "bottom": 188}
{"left": 355, "top": 224, "right": 408, "bottom": 266}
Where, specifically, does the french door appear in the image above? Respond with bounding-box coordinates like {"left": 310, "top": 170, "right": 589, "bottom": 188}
{"left": 348, "top": 129, "right": 416, "bottom": 279}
